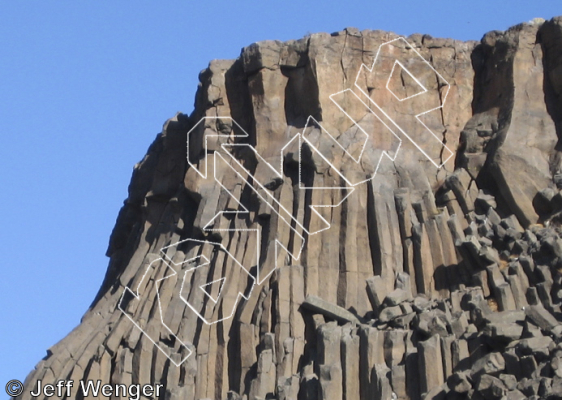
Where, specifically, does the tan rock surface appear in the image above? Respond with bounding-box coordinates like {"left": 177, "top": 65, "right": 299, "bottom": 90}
{"left": 18, "top": 17, "right": 562, "bottom": 400}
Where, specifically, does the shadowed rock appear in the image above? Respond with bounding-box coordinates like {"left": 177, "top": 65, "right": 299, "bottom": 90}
{"left": 16, "top": 16, "right": 562, "bottom": 400}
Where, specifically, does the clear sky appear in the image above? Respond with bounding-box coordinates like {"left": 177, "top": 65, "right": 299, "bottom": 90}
{"left": 1, "top": 0, "right": 560, "bottom": 390}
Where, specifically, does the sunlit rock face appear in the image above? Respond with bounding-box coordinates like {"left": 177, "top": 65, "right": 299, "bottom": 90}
{"left": 19, "top": 16, "right": 562, "bottom": 400}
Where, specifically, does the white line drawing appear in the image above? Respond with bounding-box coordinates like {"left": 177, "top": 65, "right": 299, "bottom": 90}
{"left": 199, "top": 277, "right": 226, "bottom": 303}
{"left": 387, "top": 60, "right": 428, "bottom": 101}
{"left": 170, "top": 238, "right": 255, "bottom": 325}
{"left": 119, "top": 36, "right": 452, "bottom": 365}
{"left": 353, "top": 36, "right": 454, "bottom": 169}
{"left": 118, "top": 256, "right": 198, "bottom": 366}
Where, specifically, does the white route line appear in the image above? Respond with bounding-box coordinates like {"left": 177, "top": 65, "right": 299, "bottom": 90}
{"left": 354, "top": 37, "right": 453, "bottom": 168}
{"left": 387, "top": 59, "right": 428, "bottom": 101}
{"left": 164, "top": 237, "right": 256, "bottom": 325}
{"left": 118, "top": 256, "right": 206, "bottom": 366}
{"left": 199, "top": 277, "right": 226, "bottom": 304}
{"left": 118, "top": 36, "right": 452, "bottom": 365}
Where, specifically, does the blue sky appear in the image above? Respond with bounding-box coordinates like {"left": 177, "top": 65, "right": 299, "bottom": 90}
{"left": 1, "top": 0, "right": 560, "bottom": 390}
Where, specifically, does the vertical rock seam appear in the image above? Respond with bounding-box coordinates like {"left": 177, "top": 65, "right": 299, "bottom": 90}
{"left": 19, "top": 16, "right": 562, "bottom": 400}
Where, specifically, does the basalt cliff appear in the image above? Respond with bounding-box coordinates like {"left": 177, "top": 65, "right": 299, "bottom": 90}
{"left": 19, "top": 16, "right": 562, "bottom": 400}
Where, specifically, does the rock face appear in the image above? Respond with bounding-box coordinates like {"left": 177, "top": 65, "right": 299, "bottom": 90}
{"left": 19, "top": 17, "right": 562, "bottom": 400}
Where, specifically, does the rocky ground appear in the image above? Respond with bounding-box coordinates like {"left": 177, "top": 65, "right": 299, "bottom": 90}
{"left": 18, "top": 15, "right": 562, "bottom": 400}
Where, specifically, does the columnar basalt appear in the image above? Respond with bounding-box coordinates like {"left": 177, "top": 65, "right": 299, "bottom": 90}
{"left": 19, "top": 16, "right": 562, "bottom": 400}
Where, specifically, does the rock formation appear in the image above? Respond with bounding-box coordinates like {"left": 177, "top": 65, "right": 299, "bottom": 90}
{"left": 18, "top": 16, "right": 562, "bottom": 400}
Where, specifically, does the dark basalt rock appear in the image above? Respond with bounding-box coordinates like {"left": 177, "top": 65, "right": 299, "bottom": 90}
{"left": 17, "top": 16, "right": 562, "bottom": 400}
